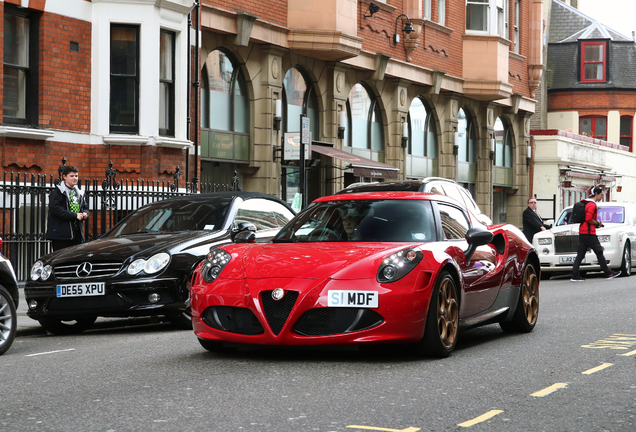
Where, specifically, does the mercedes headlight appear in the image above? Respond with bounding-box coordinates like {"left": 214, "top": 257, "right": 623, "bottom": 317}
{"left": 30, "top": 261, "right": 52, "bottom": 281}
{"left": 127, "top": 252, "right": 171, "bottom": 275}
{"left": 202, "top": 249, "right": 232, "bottom": 283}
{"left": 538, "top": 238, "right": 552, "bottom": 245}
{"left": 598, "top": 235, "right": 611, "bottom": 243}
{"left": 377, "top": 247, "right": 423, "bottom": 283}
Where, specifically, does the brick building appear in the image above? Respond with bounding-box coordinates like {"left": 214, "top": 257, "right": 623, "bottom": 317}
{"left": 2, "top": 0, "right": 544, "bottom": 226}
{"left": 531, "top": 0, "right": 636, "bottom": 217}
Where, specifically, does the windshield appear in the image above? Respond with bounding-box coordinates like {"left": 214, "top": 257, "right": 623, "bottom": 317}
{"left": 273, "top": 199, "right": 436, "bottom": 243}
{"left": 108, "top": 198, "right": 232, "bottom": 236}
{"left": 556, "top": 206, "right": 625, "bottom": 226}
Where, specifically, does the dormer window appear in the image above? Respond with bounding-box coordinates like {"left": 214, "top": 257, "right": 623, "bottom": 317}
{"left": 580, "top": 41, "right": 607, "bottom": 83}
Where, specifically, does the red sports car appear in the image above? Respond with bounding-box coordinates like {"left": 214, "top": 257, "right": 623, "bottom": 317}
{"left": 191, "top": 192, "right": 540, "bottom": 357}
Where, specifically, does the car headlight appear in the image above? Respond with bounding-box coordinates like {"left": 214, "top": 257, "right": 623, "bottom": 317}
{"left": 537, "top": 238, "right": 552, "bottom": 245}
{"left": 201, "top": 249, "right": 231, "bottom": 283}
{"left": 127, "top": 252, "right": 171, "bottom": 275}
{"left": 30, "top": 261, "right": 43, "bottom": 281}
{"left": 598, "top": 235, "right": 611, "bottom": 243}
{"left": 377, "top": 247, "right": 423, "bottom": 283}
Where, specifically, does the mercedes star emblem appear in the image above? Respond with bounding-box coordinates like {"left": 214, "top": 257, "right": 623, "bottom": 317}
{"left": 76, "top": 262, "right": 93, "bottom": 278}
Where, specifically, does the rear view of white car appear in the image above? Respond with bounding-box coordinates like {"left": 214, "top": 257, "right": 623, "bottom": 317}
{"left": 533, "top": 202, "right": 636, "bottom": 278}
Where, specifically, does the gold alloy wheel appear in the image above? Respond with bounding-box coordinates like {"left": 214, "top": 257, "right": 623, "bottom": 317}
{"left": 437, "top": 277, "right": 459, "bottom": 349}
{"left": 522, "top": 265, "right": 539, "bottom": 325}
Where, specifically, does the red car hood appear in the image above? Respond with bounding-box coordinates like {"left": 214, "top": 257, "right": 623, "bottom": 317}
{"left": 221, "top": 243, "right": 415, "bottom": 281}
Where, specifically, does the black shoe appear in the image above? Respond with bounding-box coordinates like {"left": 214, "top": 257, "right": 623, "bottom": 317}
{"left": 570, "top": 276, "right": 586, "bottom": 282}
{"left": 605, "top": 271, "right": 621, "bottom": 280}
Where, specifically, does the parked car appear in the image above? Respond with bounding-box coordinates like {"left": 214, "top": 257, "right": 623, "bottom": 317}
{"left": 191, "top": 191, "right": 539, "bottom": 357}
{"left": 0, "top": 236, "right": 19, "bottom": 355}
{"left": 533, "top": 202, "right": 636, "bottom": 277}
{"left": 337, "top": 178, "right": 492, "bottom": 225}
{"left": 25, "top": 192, "right": 295, "bottom": 335}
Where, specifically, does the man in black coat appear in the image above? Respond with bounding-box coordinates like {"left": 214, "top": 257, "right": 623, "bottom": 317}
{"left": 45, "top": 165, "right": 89, "bottom": 251}
{"left": 522, "top": 197, "right": 550, "bottom": 243}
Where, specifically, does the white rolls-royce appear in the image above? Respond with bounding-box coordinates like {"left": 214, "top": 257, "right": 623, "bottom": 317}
{"left": 533, "top": 202, "right": 636, "bottom": 278}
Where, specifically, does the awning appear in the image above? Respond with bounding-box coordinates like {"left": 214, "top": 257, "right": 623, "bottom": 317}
{"left": 311, "top": 143, "right": 399, "bottom": 179}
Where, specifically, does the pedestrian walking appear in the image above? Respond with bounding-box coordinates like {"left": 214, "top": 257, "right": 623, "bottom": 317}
{"left": 570, "top": 186, "right": 621, "bottom": 282}
{"left": 45, "top": 165, "right": 89, "bottom": 251}
{"left": 523, "top": 197, "right": 551, "bottom": 242}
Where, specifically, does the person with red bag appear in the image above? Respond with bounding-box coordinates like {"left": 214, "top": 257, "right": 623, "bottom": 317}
{"left": 571, "top": 186, "right": 621, "bottom": 282}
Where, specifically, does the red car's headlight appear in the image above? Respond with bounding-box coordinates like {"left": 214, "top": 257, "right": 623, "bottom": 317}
{"left": 377, "top": 248, "right": 423, "bottom": 283}
{"left": 201, "top": 249, "right": 231, "bottom": 283}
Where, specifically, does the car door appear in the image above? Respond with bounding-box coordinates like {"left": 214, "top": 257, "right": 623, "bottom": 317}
{"left": 435, "top": 202, "right": 501, "bottom": 317}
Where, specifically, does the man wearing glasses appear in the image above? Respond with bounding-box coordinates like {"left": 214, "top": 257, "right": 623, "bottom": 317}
{"left": 522, "top": 197, "right": 550, "bottom": 243}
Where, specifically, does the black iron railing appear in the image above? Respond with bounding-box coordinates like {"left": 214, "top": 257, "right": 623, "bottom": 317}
{"left": 0, "top": 161, "right": 241, "bottom": 281}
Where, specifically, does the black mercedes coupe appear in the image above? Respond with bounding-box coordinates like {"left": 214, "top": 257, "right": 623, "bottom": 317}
{"left": 25, "top": 192, "right": 295, "bottom": 334}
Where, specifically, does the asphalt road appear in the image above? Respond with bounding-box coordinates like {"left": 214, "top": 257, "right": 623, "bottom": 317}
{"left": 3, "top": 274, "right": 635, "bottom": 432}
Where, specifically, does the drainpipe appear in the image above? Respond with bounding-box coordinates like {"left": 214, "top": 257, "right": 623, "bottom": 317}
{"left": 192, "top": 1, "right": 201, "bottom": 192}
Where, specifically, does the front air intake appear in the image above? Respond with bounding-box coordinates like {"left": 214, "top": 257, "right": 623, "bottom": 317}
{"left": 260, "top": 290, "right": 299, "bottom": 335}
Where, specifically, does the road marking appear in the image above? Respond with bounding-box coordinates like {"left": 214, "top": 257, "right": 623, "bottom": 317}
{"left": 457, "top": 410, "right": 503, "bottom": 428}
{"left": 621, "top": 349, "right": 636, "bottom": 356}
{"left": 531, "top": 383, "right": 567, "bottom": 397}
{"left": 582, "top": 334, "right": 636, "bottom": 350}
{"left": 582, "top": 363, "right": 613, "bottom": 375}
{"left": 346, "top": 426, "right": 420, "bottom": 432}
{"left": 26, "top": 348, "right": 75, "bottom": 357}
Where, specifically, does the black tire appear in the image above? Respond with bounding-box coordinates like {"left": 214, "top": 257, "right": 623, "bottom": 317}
{"left": 38, "top": 316, "right": 97, "bottom": 335}
{"left": 167, "top": 309, "right": 193, "bottom": 330}
{"left": 0, "top": 286, "right": 17, "bottom": 355}
{"left": 415, "top": 271, "right": 459, "bottom": 358}
{"left": 500, "top": 262, "right": 539, "bottom": 333}
{"left": 198, "top": 338, "right": 228, "bottom": 352}
{"left": 620, "top": 244, "right": 631, "bottom": 277}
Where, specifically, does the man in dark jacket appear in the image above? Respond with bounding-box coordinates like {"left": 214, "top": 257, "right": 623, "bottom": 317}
{"left": 570, "top": 186, "right": 620, "bottom": 282}
{"left": 522, "top": 197, "right": 550, "bottom": 242}
{"left": 45, "top": 165, "right": 89, "bottom": 251}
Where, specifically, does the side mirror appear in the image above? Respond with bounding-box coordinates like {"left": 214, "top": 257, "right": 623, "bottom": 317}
{"left": 234, "top": 230, "right": 256, "bottom": 243}
{"left": 231, "top": 222, "right": 257, "bottom": 242}
{"left": 464, "top": 227, "right": 494, "bottom": 263}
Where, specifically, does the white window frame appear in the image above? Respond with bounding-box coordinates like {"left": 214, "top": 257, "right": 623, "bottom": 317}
{"left": 438, "top": 0, "right": 446, "bottom": 25}
{"left": 514, "top": 0, "right": 520, "bottom": 52}
{"left": 424, "top": 0, "right": 432, "bottom": 20}
{"left": 466, "top": 0, "right": 510, "bottom": 36}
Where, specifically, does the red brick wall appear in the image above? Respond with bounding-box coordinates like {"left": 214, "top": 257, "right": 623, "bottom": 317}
{"left": 38, "top": 13, "right": 91, "bottom": 132}
{"left": 201, "top": 0, "right": 287, "bottom": 28}
{"left": 548, "top": 90, "right": 636, "bottom": 116}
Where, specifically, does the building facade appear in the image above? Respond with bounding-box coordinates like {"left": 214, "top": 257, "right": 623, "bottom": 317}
{"left": 2, "top": 0, "right": 544, "bottom": 226}
{"left": 530, "top": 0, "right": 636, "bottom": 218}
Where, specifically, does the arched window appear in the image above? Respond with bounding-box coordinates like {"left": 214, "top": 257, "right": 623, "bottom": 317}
{"left": 457, "top": 107, "right": 476, "bottom": 192}
{"left": 283, "top": 67, "right": 318, "bottom": 136}
{"left": 494, "top": 116, "right": 512, "bottom": 168}
{"left": 200, "top": 49, "right": 249, "bottom": 161}
{"left": 281, "top": 67, "right": 319, "bottom": 205}
{"left": 344, "top": 83, "right": 384, "bottom": 158}
{"left": 406, "top": 97, "right": 438, "bottom": 177}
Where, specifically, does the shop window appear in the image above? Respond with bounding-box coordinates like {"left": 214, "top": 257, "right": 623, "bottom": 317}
{"left": 344, "top": 83, "right": 384, "bottom": 155}
{"left": 4, "top": 6, "right": 38, "bottom": 125}
{"left": 620, "top": 116, "right": 632, "bottom": 150}
{"left": 494, "top": 117, "right": 512, "bottom": 168}
{"left": 200, "top": 49, "right": 250, "bottom": 162}
{"left": 283, "top": 67, "right": 318, "bottom": 137}
{"left": 406, "top": 97, "right": 438, "bottom": 178}
{"left": 110, "top": 25, "right": 140, "bottom": 134}
{"left": 579, "top": 116, "right": 607, "bottom": 140}
{"left": 580, "top": 41, "right": 607, "bottom": 83}
{"left": 159, "top": 30, "right": 175, "bottom": 137}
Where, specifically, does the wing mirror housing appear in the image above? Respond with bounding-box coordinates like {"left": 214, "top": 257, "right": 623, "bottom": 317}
{"left": 231, "top": 222, "right": 257, "bottom": 243}
{"left": 464, "top": 228, "right": 494, "bottom": 263}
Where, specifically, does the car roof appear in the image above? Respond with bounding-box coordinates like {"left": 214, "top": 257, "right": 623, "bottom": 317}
{"left": 563, "top": 201, "right": 635, "bottom": 210}
{"left": 139, "top": 191, "right": 294, "bottom": 210}
{"left": 337, "top": 178, "right": 458, "bottom": 194}
{"left": 314, "top": 191, "right": 464, "bottom": 206}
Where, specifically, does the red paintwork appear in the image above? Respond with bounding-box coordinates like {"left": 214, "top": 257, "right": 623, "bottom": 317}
{"left": 191, "top": 193, "right": 535, "bottom": 347}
